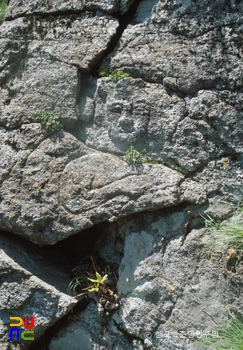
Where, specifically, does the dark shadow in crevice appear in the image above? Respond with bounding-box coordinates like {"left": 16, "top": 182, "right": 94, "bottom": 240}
{"left": 0, "top": 221, "right": 110, "bottom": 294}
{"left": 90, "top": 0, "right": 144, "bottom": 78}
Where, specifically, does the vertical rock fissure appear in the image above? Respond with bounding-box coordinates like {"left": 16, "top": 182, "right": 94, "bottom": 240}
{"left": 90, "top": 0, "right": 144, "bottom": 77}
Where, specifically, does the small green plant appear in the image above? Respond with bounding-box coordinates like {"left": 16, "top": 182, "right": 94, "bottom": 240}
{"left": 0, "top": 0, "right": 7, "bottom": 23}
{"left": 68, "top": 271, "right": 108, "bottom": 295}
{"left": 200, "top": 213, "right": 221, "bottom": 230}
{"left": 145, "top": 159, "right": 159, "bottom": 164}
{"left": 216, "top": 223, "right": 243, "bottom": 249}
{"left": 98, "top": 69, "right": 108, "bottom": 77}
{"left": 109, "top": 70, "right": 129, "bottom": 80}
{"left": 199, "top": 313, "right": 243, "bottom": 349}
{"left": 124, "top": 146, "right": 147, "bottom": 164}
{"left": 35, "top": 110, "right": 63, "bottom": 131}
{"left": 171, "top": 164, "right": 183, "bottom": 172}
{"left": 220, "top": 200, "right": 243, "bottom": 213}
{"left": 98, "top": 69, "right": 129, "bottom": 81}
{"left": 86, "top": 271, "right": 108, "bottom": 292}
{"left": 200, "top": 212, "right": 243, "bottom": 259}
{"left": 67, "top": 275, "right": 89, "bottom": 295}
{"left": 68, "top": 256, "right": 119, "bottom": 315}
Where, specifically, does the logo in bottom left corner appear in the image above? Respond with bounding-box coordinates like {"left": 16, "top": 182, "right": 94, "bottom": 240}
{"left": 9, "top": 316, "right": 35, "bottom": 341}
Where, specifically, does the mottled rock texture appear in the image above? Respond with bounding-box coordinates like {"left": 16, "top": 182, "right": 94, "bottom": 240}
{"left": 0, "top": 232, "right": 76, "bottom": 349}
{"left": 0, "top": 0, "right": 243, "bottom": 349}
{"left": 1, "top": 0, "right": 243, "bottom": 244}
{"left": 5, "top": 0, "right": 119, "bottom": 17}
{"left": 48, "top": 209, "right": 243, "bottom": 350}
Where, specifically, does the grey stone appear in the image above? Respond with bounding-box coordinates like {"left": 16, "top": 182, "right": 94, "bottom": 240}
{"left": 111, "top": 210, "right": 243, "bottom": 349}
{"left": 0, "top": 0, "right": 243, "bottom": 349}
{"left": 49, "top": 209, "right": 243, "bottom": 349}
{"left": 106, "top": 0, "right": 243, "bottom": 92}
{"left": 49, "top": 303, "right": 134, "bottom": 350}
{"left": 78, "top": 77, "right": 243, "bottom": 173}
{"left": 2, "top": 121, "right": 204, "bottom": 245}
{"left": 180, "top": 179, "right": 207, "bottom": 205}
{"left": 5, "top": 0, "right": 119, "bottom": 18}
{"left": 190, "top": 158, "right": 243, "bottom": 202}
{"left": 0, "top": 14, "right": 119, "bottom": 72}
{"left": 0, "top": 233, "right": 76, "bottom": 349}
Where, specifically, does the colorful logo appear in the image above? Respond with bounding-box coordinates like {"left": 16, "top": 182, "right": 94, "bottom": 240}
{"left": 9, "top": 316, "right": 35, "bottom": 341}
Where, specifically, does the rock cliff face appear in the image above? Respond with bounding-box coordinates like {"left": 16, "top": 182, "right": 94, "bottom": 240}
{"left": 0, "top": 0, "right": 243, "bottom": 349}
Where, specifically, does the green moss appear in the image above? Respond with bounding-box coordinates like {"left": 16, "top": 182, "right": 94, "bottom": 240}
{"left": 98, "top": 69, "right": 129, "bottom": 81}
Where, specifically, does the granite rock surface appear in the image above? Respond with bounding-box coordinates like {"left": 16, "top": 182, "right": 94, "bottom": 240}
{"left": 0, "top": 0, "right": 243, "bottom": 349}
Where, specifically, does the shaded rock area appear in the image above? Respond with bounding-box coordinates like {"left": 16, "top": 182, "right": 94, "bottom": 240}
{"left": 46, "top": 208, "right": 243, "bottom": 350}
{"left": 0, "top": 0, "right": 243, "bottom": 349}
{"left": 49, "top": 303, "right": 135, "bottom": 350}
{"left": 0, "top": 231, "right": 77, "bottom": 350}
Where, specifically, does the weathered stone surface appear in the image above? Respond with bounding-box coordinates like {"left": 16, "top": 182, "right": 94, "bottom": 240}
{"left": 190, "top": 157, "right": 243, "bottom": 202}
{"left": 0, "top": 125, "right": 189, "bottom": 245}
{"left": 48, "top": 209, "right": 243, "bottom": 349}
{"left": 5, "top": 0, "right": 136, "bottom": 18}
{"left": 78, "top": 77, "right": 243, "bottom": 173}
{"left": 106, "top": 0, "right": 243, "bottom": 92}
{"left": 0, "top": 13, "right": 118, "bottom": 129}
{"left": 5, "top": 0, "right": 119, "bottom": 18}
{"left": 180, "top": 179, "right": 207, "bottom": 205}
{"left": 0, "top": 0, "right": 243, "bottom": 349}
{"left": 0, "top": 232, "right": 76, "bottom": 349}
{"left": 58, "top": 153, "right": 185, "bottom": 234}
{"left": 1, "top": 13, "right": 119, "bottom": 72}
{"left": 49, "top": 303, "right": 134, "bottom": 350}
{"left": 1, "top": 0, "right": 242, "bottom": 244}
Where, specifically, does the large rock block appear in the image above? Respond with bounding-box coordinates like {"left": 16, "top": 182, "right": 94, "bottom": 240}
{"left": 0, "top": 13, "right": 118, "bottom": 128}
{"left": 5, "top": 0, "right": 119, "bottom": 18}
{"left": 1, "top": 126, "right": 196, "bottom": 245}
{"left": 78, "top": 77, "right": 243, "bottom": 173}
{"left": 47, "top": 209, "right": 243, "bottom": 349}
{"left": 106, "top": 0, "right": 243, "bottom": 92}
{"left": 0, "top": 232, "right": 76, "bottom": 349}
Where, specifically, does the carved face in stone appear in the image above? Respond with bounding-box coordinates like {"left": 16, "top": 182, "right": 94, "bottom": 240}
{"left": 83, "top": 78, "right": 185, "bottom": 155}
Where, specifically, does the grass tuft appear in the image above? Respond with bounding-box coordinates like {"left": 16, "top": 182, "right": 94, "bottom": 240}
{"left": 0, "top": 0, "right": 7, "bottom": 24}
{"left": 199, "top": 314, "right": 243, "bottom": 350}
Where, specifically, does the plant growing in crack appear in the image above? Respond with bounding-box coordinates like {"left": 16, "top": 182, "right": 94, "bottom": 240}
{"left": 171, "top": 164, "right": 183, "bottom": 172}
{"left": 98, "top": 69, "right": 129, "bottom": 81}
{"left": 199, "top": 211, "right": 243, "bottom": 269}
{"left": 68, "top": 271, "right": 108, "bottom": 294}
{"left": 35, "top": 110, "right": 63, "bottom": 131}
{"left": 68, "top": 256, "right": 120, "bottom": 315}
{"left": 85, "top": 271, "right": 108, "bottom": 293}
{"left": 124, "top": 146, "right": 146, "bottom": 164}
{"left": 200, "top": 213, "right": 221, "bottom": 230}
